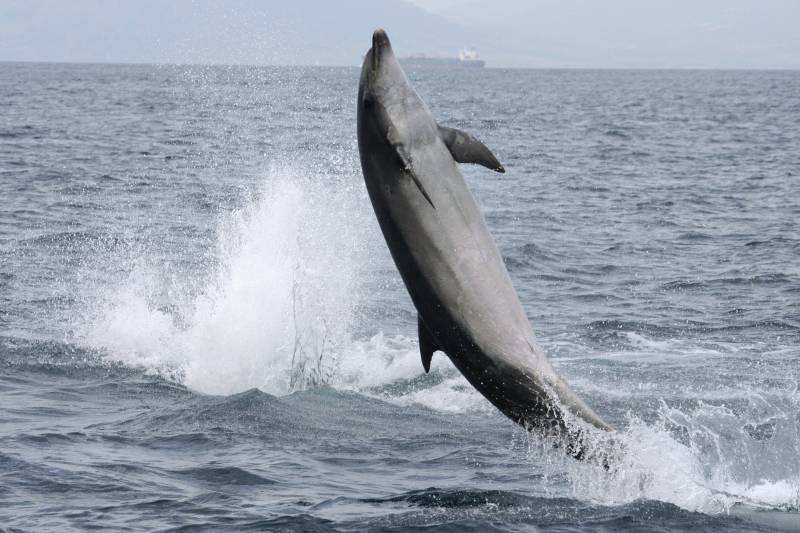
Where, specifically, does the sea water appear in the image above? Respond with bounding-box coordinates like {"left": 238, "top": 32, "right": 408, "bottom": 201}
{"left": 1, "top": 63, "right": 798, "bottom": 530}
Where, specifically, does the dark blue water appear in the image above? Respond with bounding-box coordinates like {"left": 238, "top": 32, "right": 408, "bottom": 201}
{"left": 1, "top": 63, "right": 799, "bottom": 531}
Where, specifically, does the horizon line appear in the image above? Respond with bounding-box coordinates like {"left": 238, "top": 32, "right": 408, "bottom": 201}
{"left": 2, "top": 59, "right": 799, "bottom": 73}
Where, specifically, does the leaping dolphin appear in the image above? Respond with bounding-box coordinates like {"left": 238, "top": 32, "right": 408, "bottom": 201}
{"left": 357, "top": 29, "right": 612, "bottom": 459}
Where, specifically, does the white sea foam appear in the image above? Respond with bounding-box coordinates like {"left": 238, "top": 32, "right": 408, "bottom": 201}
{"left": 333, "top": 333, "right": 491, "bottom": 413}
{"left": 521, "top": 402, "right": 800, "bottom": 515}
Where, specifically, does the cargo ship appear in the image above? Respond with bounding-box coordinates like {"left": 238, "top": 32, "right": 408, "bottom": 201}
{"left": 398, "top": 48, "right": 485, "bottom": 69}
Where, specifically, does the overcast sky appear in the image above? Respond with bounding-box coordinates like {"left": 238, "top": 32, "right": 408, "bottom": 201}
{"left": 1, "top": 0, "right": 798, "bottom": 68}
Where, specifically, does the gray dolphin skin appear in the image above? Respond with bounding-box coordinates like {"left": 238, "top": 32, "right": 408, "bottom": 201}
{"left": 357, "top": 29, "right": 612, "bottom": 459}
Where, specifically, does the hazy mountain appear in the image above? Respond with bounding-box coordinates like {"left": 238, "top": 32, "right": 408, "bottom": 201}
{"left": 412, "top": 0, "right": 800, "bottom": 69}
{"left": 0, "top": 0, "right": 473, "bottom": 66}
{"left": 3, "top": 0, "right": 798, "bottom": 68}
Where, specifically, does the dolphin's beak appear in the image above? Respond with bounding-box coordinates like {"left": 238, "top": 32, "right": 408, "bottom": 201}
{"left": 371, "top": 28, "right": 392, "bottom": 71}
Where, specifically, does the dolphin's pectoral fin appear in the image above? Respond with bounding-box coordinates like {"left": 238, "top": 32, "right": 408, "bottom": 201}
{"left": 387, "top": 127, "right": 435, "bottom": 208}
{"left": 438, "top": 125, "right": 505, "bottom": 173}
{"left": 418, "top": 317, "right": 441, "bottom": 373}
{"left": 409, "top": 172, "right": 435, "bottom": 208}
{"left": 391, "top": 141, "right": 413, "bottom": 172}
{"left": 391, "top": 148, "right": 435, "bottom": 209}
{"left": 386, "top": 121, "right": 412, "bottom": 170}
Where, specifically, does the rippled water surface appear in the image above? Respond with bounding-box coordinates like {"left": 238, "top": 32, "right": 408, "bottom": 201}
{"left": 1, "top": 63, "right": 799, "bottom": 531}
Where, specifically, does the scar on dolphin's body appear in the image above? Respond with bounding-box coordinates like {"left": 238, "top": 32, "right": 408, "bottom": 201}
{"left": 357, "top": 29, "right": 614, "bottom": 462}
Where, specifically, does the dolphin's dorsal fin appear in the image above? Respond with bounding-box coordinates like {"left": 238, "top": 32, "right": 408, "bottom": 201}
{"left": 438, "top": 125, "right": 505, "bottom": 173}
{"left": 418, "top": 317, "right": 441, "bottom": 373}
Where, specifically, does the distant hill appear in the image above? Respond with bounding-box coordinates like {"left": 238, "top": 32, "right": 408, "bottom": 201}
{"left": 0, "top": 0, "right": 473, "bottom": 66}
{"left": 5, "top": 0, "right": 798, "bottom": 68}
{"left": 415, "top": 0, "right": 800, "bottom": 69}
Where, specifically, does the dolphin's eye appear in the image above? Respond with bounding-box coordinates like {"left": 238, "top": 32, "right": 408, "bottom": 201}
{"left": 363, "top": 94, "right": 375, "bottom": 109}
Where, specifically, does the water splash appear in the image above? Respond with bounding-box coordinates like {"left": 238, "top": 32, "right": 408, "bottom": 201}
{"left": 516, "top": 397, "right": 800, "bottom": 515}
{"left": 79, "top": 165, "right": 374, "bottom": 395}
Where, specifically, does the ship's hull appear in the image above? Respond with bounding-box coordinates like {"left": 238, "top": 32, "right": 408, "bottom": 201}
{"left": 399, "top": 57, "right": 485, "bottom": 69}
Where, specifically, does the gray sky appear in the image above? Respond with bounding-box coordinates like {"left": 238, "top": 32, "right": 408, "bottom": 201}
{"left": 1, "top": 0, "right": 798, "bottom": 68}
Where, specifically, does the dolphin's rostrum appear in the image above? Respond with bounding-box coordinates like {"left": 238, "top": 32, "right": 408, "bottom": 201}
{"left": 358, "top": 29, "right": 612, "bottom": 459}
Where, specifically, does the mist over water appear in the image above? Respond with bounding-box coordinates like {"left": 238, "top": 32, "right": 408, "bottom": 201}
{"left": 1, "top": 63, "right": 799, "bottom": 531}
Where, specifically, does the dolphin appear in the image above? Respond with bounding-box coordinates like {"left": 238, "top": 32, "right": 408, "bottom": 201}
{"left": 357, "top": 29, "right": 612, "bottom": 459}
